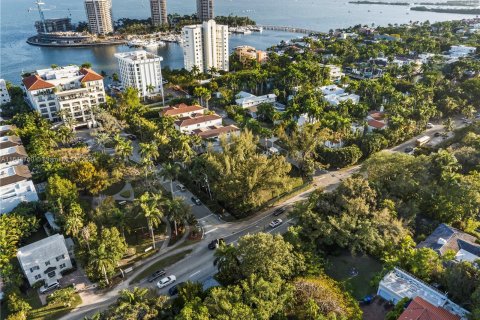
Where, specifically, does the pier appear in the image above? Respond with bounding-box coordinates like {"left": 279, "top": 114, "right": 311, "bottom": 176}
{"left": 259, "top": 25, "right": 323, "bottom": 35}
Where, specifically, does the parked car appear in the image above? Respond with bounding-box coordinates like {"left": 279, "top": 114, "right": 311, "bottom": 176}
{"left": 426, "top": 123, "right": 434, "bottom": 129}
{"left": 126, "top": 134, "right": 137, "bottom": 141}
{"left": 176, "top": 184, "right": 186, "bottom": 192}
{"left": 269, "top": 219, "right": 283, "bottom": 228}
{"left": 434, "top": 132, "right": 441, "bottom": 137}
{"left": 147, "top": 269, "right": 166, "bottom": 283}
{"left": 191, "top": 197, "right": 201, "bottom": 205}
{"left": 39, "top": 281, "right": 60, "bottom": 294}
{"left": 404, "top": 147, "right": 414, "bottom": 154}
{"left": 272, "top": 207, "right": 286, "bottom": 216}
{"left": 157, "top": 275, "right": 176, "bottom": 289}
{"left": 208, "top": 238, "right": 225, "bottom": 250}
{"left": 168, "top": 282, "right": 185, "bottom": 296}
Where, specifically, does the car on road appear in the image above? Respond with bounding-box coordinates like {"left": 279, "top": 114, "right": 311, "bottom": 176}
{"left": 168, "top": 282, "right": 185, "bottom": 296}
{"left": 272, "top": 207, "right": 286, "bottom": 216}
{"left": 208, "top": 238, "right": 225, "bottom": 250}
{"left": 176, "top": 184, "right": 186, "bottom": 192}
{"left": 191, "top": 197, "right": 201, "bottom": 205}
{"left": 404, "top": 147, "right": 414, "bottom": 154}
{"left": 269, "top": 219, "right": 283, "bottom": 228}
{"left": 126, "top": 134, "right": 137, "bottom": 141}
{"left": 426, "top": 123, "right": 434, "bottom": 129}
{"left": 39, "top": 281, "right": 60, "bottom": 294}
{"left": 463, "top": 119, "right": 473, "bottom": 125}
{"left": 147, "top": 269, "right": 166, "bottom": 283}
{"left": 157, "top": 275, "right": 176, "bottom": 289}
{"left": 434, "top": 132, "right": 442, "bottom": 137}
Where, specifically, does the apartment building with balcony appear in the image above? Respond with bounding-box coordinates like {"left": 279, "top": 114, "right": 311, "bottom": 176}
{"left": 0, "top": 79, "right": 11, "bottom": 106}
{"left": 22, "top": 65, "right": 105, "bottom": 128}
{"left": 0, "top": 165, "right": 38, "bottom": 214}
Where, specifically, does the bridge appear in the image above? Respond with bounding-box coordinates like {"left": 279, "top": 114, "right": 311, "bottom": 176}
{"left": 258, "top": 25, "right": 323, "bottom": 35}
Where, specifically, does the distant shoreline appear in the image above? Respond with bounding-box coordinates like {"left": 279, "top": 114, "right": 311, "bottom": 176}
{"left": 411, "top": 6, "right": 480, "bottom": 14}
{"left": 349, "top": 1, "right": 409, "bottom": 5}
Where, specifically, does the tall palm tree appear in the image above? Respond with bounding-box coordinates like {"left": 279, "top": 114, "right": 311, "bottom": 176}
{"left": 160, "top": 163, "right": 180, "bottom": 198}
{"left": 114, "top": 135, "right": 133, "bottom": 163}
{"left": 139, "top": 142, "right": 159, "bottom": 183}
{"left": 57, "top": 125, "right": 75, "bottom": 145}
{"left": 89, "top": 243, "right": 114, "bottom": 285}
{"left": 443, "top": 117, "right": 454, "bottom": 132}
{"left": 94, "top": 132, "right": 111, "bottom": 153}
{"left": 167, "top": 197, "right": 191, "bottom": 236}
{"left": 64, "top": 214, "right": 84, "bottom": 238}
{"left": 136, "top": 192, "right": 164, "bottom": 249}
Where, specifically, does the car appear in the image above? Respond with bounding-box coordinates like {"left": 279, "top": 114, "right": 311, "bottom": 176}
{"left": 191, "top": 197, "right": 201, "bottom": 205}
{"left": 156, "top": 275, "right": 176, "bottom": 289}
{"left": 404, "top": 147, "right": 414, "bottom": 154}
{"left": 126, "top": 134, "right": 137, "bottom": 141}
{"left": 464, "top": 120, "right": 473, "bottom": 125}
{"left": 434, "top": 132, "right": 441, "bottom": 137}
{"left": 147, "top": 269, "right": 166, "bottom": 283}
{"left": 176, "top": 184, "right": 186, "bottom": 192}
{"left": 272, "top": 207, "right": 286, "bottom": 216}
{"left": 168, "top": 282, "right": 185, "bottom": 296}
{"left": 426, "top": 123, "right": 434, "bottom": 129}
{"left": 39, "top": 281, "right": 60, "bottom": 294}
{"left": 208, "top": 238, "right": 225, "bottom": 250}
{"left": 269, "top": 219, "right": 283, "bottom": 228}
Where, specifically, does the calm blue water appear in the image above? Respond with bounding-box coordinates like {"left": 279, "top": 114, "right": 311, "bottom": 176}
{"left": 0, "top": 0, "right": 476, "bottom": 83}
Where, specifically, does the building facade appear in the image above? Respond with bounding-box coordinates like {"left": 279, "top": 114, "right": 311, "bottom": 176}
{"left": 235, "top": 91, "right": 277, "bottom": 108}
{"left": 182, "top": 20, "right": 229, "bottom": 73}
{"left": 114, "top": 50, "right": 164, "bottom": 98}
{"left": 17, "top": 234, "right": 73, "bottom": 286}
{"left": 196, "top": 0, "right": 214, "bottom": 21}
{"left": 234, "top": 46, "right": 268, "bottom": 65}
{"left": 35, "top": 18, "right": 73, "bottom": 34}
{"left": 22, "top": 65, "right": 105, "bottom": 128}
{"left": 150, "top": 0, "right": 168, "bottom": 26}
{"left": 0, "top": 79, "right": 11, "bottom": 105}
{"left": 84, "top": 0, "right": 114, "bottom": 35}
{"left": 0, "top": 165, "right": 39, "bottom": 214}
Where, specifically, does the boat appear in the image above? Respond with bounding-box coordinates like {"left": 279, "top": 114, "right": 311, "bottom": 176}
{"left": 143, "top": 40, "right": 166, "bottom": 49}
{"left": 127, "top": 39, "right": 144, "bottom": 47}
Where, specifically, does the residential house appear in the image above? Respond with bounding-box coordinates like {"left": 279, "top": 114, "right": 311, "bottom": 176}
{"left": 366, "top": 110, "right": 388, "bottom": 132}
{"left": 235, "top": 91, "right": 277, "bottom": 109}
{"left": 0, "top": 165, "right": 39, "bottom": 214}
{"left": 17, "top": 234, "right": 73, "bottom": 286}
{"left": 398, "top": 296, "right": 460, "bottom": 320}
{"left": 319, "top": 64, "right": 344, "bottom": 82}
{"left": 319, "top": 85, "right": 360, "bottom": 107}
{"left": 235, "top": 46, "right": 268, "bottom": 65}
{"left": 0, "top": 136, "right": 22, "bottom": 149}
{"left": 174, "top": 114, "right": 222, "bottom": 133}
{"left": 377, "top": 268, "right": 469, "bottom": 319}
{"left": 448, "top": 45, "right": 476, "bottom": 58}
{"left": 160, "top": 103, "right": 205, "bottom": 118}
{"left": 0, "top": 79, "right": 11, "bottom": 106}
{"left": 417, "top": 224, "right": 480, "bottom": 265}
{"left": 0, "top": 145, "right": 28, "bottom": 169}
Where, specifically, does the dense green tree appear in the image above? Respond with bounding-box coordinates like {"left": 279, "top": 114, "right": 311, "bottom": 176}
{"left": 136, "top": 192, "right": 165, "bottom": 249}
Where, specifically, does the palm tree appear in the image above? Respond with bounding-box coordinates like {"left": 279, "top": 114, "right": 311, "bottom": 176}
{"left": 64, "top": 214, "right": 84, "bottom": 237}
{"left": 114, "top": 135, "right": 133, "bottom": 163}
{"left": 167, "top": 197, "right": 191, "bottom": 236}
{"left": 160, "top": 162, "right": 180, "bottom": 198}
{"left": 146, "top": 84, "right": 155, "bottom": 95}
{"left": 94, "top": 132, "right": 111, "bottom": 153}
{"left": 136, "top": 192, "right": 165, "bottom": 249}
{"left": 443, "top": 117, "right": 454, "bottom": 132}
{"left": 191, "top": 65, "right": 201, "bottom": 79}
{"left": 139, "top": 142, "right": 159, "bottom": 182}
{"left": 57, "top": 125, "right": 75, "bottom": 145}
{"left": 89, "top": 243, "right": 114, "bottom": 285}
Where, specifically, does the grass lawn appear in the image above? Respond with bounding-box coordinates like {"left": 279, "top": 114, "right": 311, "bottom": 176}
{"left": 325, "top": 252, "right": 383, "bottom": 300}
{"left": 130, "top": 249, "right": 193, "bottom": 284}
{"left": 103, "top": 181, "right": 126, "bottom": 196}
{"left": 29, "top": 293, "right": 82, "bottom": 320}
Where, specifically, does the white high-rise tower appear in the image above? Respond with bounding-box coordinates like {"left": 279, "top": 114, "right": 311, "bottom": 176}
{"left": 150, "top": 0, "right": 168, "bottom": 26}
{"left": 84, "top": 0, "right": 113, "bottom": 35}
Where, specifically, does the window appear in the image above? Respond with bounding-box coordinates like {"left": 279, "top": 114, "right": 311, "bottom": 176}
{"left": 55, "top": 254, "right": 65, "bottom": 261}
{"left": 34, "top": 274, "right": 42, "bottom": 280}
{"left": 60, "top": 263, "right": 66, "bottom": 269}
{"left": 30, "top": 266, "right": 40, "bottom": 273}
{"left": 45, "top": 260, "right": 50, "bottom": 266}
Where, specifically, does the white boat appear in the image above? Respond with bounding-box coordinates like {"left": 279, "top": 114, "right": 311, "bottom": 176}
{"left": 143, "top": 40, "right": 166, "bottom": 49}
{"left": 127, "top": 39, "right": 144, "bottom": 47}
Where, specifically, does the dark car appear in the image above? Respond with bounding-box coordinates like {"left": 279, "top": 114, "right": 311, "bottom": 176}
{"left": 168, "top": 282, "right": 185, "bottom": 296}
{"left": 126, "top": 134, "right": 137, "bottom": 141}
{"left": 272, "top": 207, "right": 286, "bottom": 216}
{"left": 147, "top": 269, "right": 166, "bottom": 283}
{"left": 404, "top": 147, "right": 414, "bottom": 153}
{"left": 434, "top": 132, "right": 441, "bottom": 137}
{"left": 208, "top": 238, "right": 225, "bottom": 250}
{"left": 191, "top": 197, "right": 201, "bottom": 205}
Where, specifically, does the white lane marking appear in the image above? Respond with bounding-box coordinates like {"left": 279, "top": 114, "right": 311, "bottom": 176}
{"left": 189, "top": 270, "right": 201, "bottom": 278}
{"left": 204, "top": 227, "right": 218, "bottom": 235}
{"left": 198, "top": 214, "right": 214, "bottom": 221}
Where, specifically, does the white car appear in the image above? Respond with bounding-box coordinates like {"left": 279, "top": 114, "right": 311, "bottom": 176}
{"left": 426, "top": 123, "right": 434, "bottom": 129}
{"left": 157, "top": 275, "right": 176, "bottom": 289}
{"left": 269, "top": 219, "right": 283, "bottom": 228}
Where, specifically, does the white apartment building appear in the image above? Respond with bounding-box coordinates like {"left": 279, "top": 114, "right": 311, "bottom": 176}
{"left": 174, "top": 114, "right": 222, "bottom": 133}
{"left": 0, "top": 79, "right": 11, "bottom": 105}
{"left": 0, "top": 145, "right": 27, "bottom": 170}
{"left": 0, "top": 165, "right": 39, "bottom": 214}
{"left": 235, "top": 91, "right": 277, "bottom": 108}
{"left": 17, "top": 234, "right": 72, "bottom": 286}
{"left": 84, "top": 0, "right": 113, "bottom": 35}
{"left": 182, "top": 20, "right": 229, "bottom": 73}
{"left": 22, "top": 65, "right": 105, "bottom": 128}
{"left": 114, "top": 50, "right": 165, "bottom": 98}
{"left": 150, "top": 0, "right": 168, "bottom": 26}
{"left": 449, "top": 45, "right": 476, "bottom": 58}
{"left": 197, "top": 0, "right": 214, "bottom": 21}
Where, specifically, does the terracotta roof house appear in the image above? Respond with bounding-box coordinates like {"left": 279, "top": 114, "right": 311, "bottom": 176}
{"left": 174, "top": 114, "right": 222, "bottom": 133}
{"left": 0, "top": 136, "right": 22, "bottom": 149}
{"left": 160, "top": 103, "right": 205, "bottom": 117}
{"left": 417, "top": 224, "right": 480, "bottom": 264}
{"left": 193, "top": 125, "right": 240, "bottom": 139}
{"left": 0, "top": 145, "right": 28, "bottom": 169}
{"left": 79, "top": 68, "right": 104, "bottom": 82}
{"left": 368, "top": 119, "right": 388, "bottom": 130}
{"left": 398, "top": 297, "right": 460, "bottom": 320}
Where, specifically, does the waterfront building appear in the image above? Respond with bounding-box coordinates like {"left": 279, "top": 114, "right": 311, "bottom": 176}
{"left": 84, "top": 0, "right": 114, "bottom": 35}
{"left": 150, "top": 0, "right": 168, "bottom": 26}
{"left": 17, "top": 234, "right": 73, "bottom": 286}
{"left": 182, "top": 20, "right": 229, "bottom": 73}
{"left": 448, "top": 45, "right": 477, "bottom": 58}
{"left": 234, "top": 46, "right": 268, "bottom": 65}
{"left": 35, "top": 18, "right": 73, "bottom": 34}
{"left": 197, "top": 0, "right": 214, "bottom": 21}
{"left": 0, "top": 79, "right": 11, "bottom": 105}
{"left": 114, "top": 50, "right": 165, "bottom": 98}
{"left": 22, "top": 65, "right": 105, "bottom": 129}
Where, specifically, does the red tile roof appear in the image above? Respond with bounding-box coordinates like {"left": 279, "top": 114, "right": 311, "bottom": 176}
{"left": 175, "top": 114, "right": 222, "bottom": 127}
{"left": 368, "top": 110, "right": 386, "bottom": 120}
{"left": 194, "top": 125, "right": 240, "bottom": 139}
{"left": 398, "top": 297, "right": 460, "bottom": 320}
{"left": 22, "top": 75, "right": 55, "bottom": 91}
{"left": 79, "top": 68, "right": 104, "bottom": 82}
{"left": 368, "top": 119, "right": 387, "bottom": 129}
{"left": 160, "top": 104, "right": 205, "bottom": 116}
{"left": 0, "top": 165, "right": 32, "bottom": 187}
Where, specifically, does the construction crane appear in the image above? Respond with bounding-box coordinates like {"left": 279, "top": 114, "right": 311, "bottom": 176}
{"left": 28, "top": 0, "right": 48, "bottom": 33}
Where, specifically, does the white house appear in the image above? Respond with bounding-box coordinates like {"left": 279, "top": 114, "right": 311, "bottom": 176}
{"left": 17, "top": 234, "right": 73, "bottom": 286}
{"left": 22, "top": 65, "right": 105, "bottom": 128}
{"left": 319, "top": 64, "right": 344, "bottom": 82}
{"left": 160, "top": 103, "right": 205, "bottom": 118}
{"left": 0, "top": 145, "right": 27, "bottom": 170}
{"left": 378, "top": 268, "right": 470, "bottom": 319}
{"left": 0, "top": 79, "right": 11, "bottom": 105}
{"left": 0, "top": 165, "right": 39, "bottom": 214}
{"left": 174, "top": 114, "right": 222, "bottom": 133}
{"left": 235, "top": 91, "right": 277, "bottom": 108}
{"left": 319, "top": 85, "right": 360, "bottom": 107}
{"left": 449, "top": 45, "right": 476, "bottom": 58}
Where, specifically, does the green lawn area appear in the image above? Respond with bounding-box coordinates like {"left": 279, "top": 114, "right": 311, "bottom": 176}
{"left": 325, "top": 252, "right": 383, "bottom": 300}
{"left": 130, "top": 249, "right": 193, "bottom": 284}
{"left": 29, "top": 293, "right": 82, "bottom": 320}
